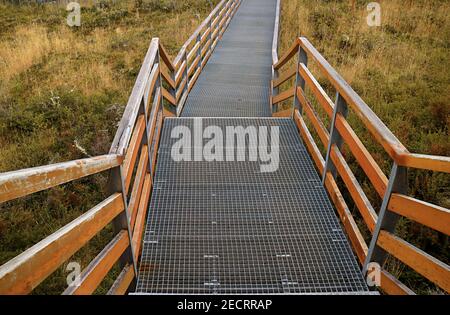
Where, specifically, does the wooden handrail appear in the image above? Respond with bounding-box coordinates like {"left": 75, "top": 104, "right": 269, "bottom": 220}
{"left": 388, "top": 194, "right": 450, "bottom": 236}
{"left": 110, "top": 38, "right": 159, "bottom": 155}
{"left": 397, "top": 153, "right": 450, "bottom": 173}
{"left": 282, "top": 34, "right": 450, "bottom": 294}
{"left": 298, "top": 37, "right": 409, "bottom": 162}
{"left": 62, "top": 230, "right": 129, "bottom": 295}
{"left": 0, "top": 193, "right": 124, "bottom": 294}
{"left": 0, "top": 154, "right": 122, "bottom": 204}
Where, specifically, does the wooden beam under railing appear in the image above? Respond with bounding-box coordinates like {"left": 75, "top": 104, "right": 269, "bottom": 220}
{"left": 298, "top": 37, "right": 409, "bottom": 163}
{"left": 0, "top": 154, "right": 122, "bottom": 204}
{"left": 0, "top": 193, "right": 124, "bottom": 294}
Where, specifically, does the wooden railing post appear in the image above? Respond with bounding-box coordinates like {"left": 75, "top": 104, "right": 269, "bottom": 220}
{"left": 107, "top": 166, "right": 138, "bottom": 290}
{"left": 363, "top": 164, "right": 407, "bottom": 274}
{"left": 322, "top": 93, "right": 348, "bottom": 182}
{"left": 292, "top": 46, "right": 308, "bottom": 115}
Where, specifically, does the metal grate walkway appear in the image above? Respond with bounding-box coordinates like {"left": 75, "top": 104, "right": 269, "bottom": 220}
{"left": 181, "top": 0, "right": 274, "bottom": 117}
{"left": 135, "top": 0, "right": 371, "bottom": 294}
{"left": 135, "top": 119, "right": 369, "bottom": 294}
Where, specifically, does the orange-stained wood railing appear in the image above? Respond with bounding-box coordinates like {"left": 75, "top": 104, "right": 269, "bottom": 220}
{"left": 271, "top": 36, "right": 450, "bottom": 295}
{"left": 0, "top": 0, "right": 241, "bottom": 295}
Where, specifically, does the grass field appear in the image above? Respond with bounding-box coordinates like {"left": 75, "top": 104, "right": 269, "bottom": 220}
{"left": 279, "top": 0, "right": 449, "bottom": 294}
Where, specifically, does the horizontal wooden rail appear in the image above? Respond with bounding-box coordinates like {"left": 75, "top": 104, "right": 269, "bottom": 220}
{"left": 0, "top": 193, "right": 124, "bottom": 294}
{"left": 110, "top": 38, "right": 159, "bottom": 155}
{"left": 330, "top": 145, "right": 377, "bottom": 232}
{"left": 296, "top": 87, "right": 329, "bottom": 146}
{"left": 62, "top": 230, "right": 129, "bottom": 295}
{"left": 298, "top": 37, "right": 409, "bottom": 162}
{"left": 388, "top": 194, "right": 450, "bottom": 236}
{"left": 272, "top": 86, "right": 295, "bottom": 104}
{"left": 0, "top": 155, "right": 122, "bottom": 204}
{"left": 128, "top": 146, "right": 149, "bottom": 228}
{"left": 108, "top": 263, "right": 135, "bottom": 295}
{"left": 323, "top": 171, "right": 368, "bottom": 263}
{"left": 397, "top": 153, "right": 450, "bottom": 173}
{"left": 378, "top": 230, "right": 450, "bottom": 292}
{"left": 122, "top": 115, "right": 146, "bottom": 192}
{"left": 273, "top": 64, "right": 297, "bottom": 88}
{"left": 281, "top": 34, "right": 450, "bottom": 294}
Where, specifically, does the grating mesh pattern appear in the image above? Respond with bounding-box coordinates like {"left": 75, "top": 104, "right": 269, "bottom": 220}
{"left": 135, "top": 118, "right": 370, "bottom": 294}
{"left": 181, "top": 0, "right": 275, "bottom": 117}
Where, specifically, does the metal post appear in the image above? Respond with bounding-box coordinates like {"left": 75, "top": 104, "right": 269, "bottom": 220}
{"left": 196, "top": 33, "right": 202, "bottom": 71}
{"left": 322, "top": 92, "right": 348, "bottom": 183}
{"left": 292, "top": 46, "right": 308, "bottom": 116}
{"left": 363, "top": 163, "right": 407, "bottom": 274}
{"left": 271, "top": 68, "right": 279, "bottom": 114}
{"left": 208, "top": 18, "right": 212, "bottom": 53}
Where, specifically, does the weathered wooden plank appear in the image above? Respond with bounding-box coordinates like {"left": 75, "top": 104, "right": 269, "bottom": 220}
{"left": 201, "top": 39, "right": 211, "bottom": 58}
{"left": 0, "top": 154, "right": 122, "bottom": 204}
{"left": 293, "top": 110, "right": 325, "bottom": 174}
{"left": 272, "top": 86, "right": 295, "bottom": 104}
{"left": 110, "top": 38, "right": 159, "bottom": 155}
{"left": 324, "top": 172, "right": 368, "bottom": 264}
{"left": 299, "top": 37, "right": 409, "bottom": 162}
{"left": 272, "top": 109, "right": 291, "bottom": 117}
{"left": 128, "top": 146, "right": 149, "bottom": 229}
{"left": 378, "top": 230, "right": 450, "bottom": 293}
{"left": 335, "top": 114, "right": 388, "bottom": 197}
{"left": 0, "top": 193, "right": 124, "bottom": 294}
{"left": 176, "top": 78, "right": 187, "bottom": 103}
{"left": 151, "top": 112, "right": 164, "bottom": 176}
{"left": 299, "top": 63, "right": 334, "bottom": 117}
{"left": 297, "top": 87, "right": 329, "bottom": 146}
{"left": 62, "top": 230, "right": 129, "bottom": 295}
{"left": 398, "top": 153, "right": 450, "bottom": 173}
{"left": 380, "top": 270, "right": 415, "bottom": 295}
{"left": 330, "top": 145, "right": 377, "bottom": 232}
{"left": 162, "top": 87, "right": 177, "bottom": 106}
{"left": 273, "top": 38, "right": 299, "bottom": 70}
{"left": 173, "top": 0, "right": 227, "bottom": 67}
{"left": 388, "top": 194, "right": 450, "bottom": 235}
{"left": 107, "top": 263, "right": 135, "bottom": 295}
{"left": 187, "top": 42, "right": 200, "bottom": 63}
{"left": 158, "top": 42, "right": 175, "bottom": 72}
{"left": 122, "top": 115, "right": 146, "bottom": 192}
{"left": 188, "top": 68, "right": 201, "bottom": 93}
{"left": 132, "top": 173, "right": 152, "bottom": 261}
{"left": 160, "top": 66, "right": 175, "bottom": 90}
{"left": 144, "top": 63, "right": 160, "bottom": 116}
{"left": 188, "top": 55, "right": 201, "bottom": 77}
{"left": 273, "top": 64, "right": 297, "bottom": 88}
{"left": 175, "top": 60, "right": 187, "bottom": 87}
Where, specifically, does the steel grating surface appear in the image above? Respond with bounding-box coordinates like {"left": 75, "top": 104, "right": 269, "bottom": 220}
{"left": 135, "top": 118, "right": 370, "bottom": 294}
{"left": 181, "top": 0, "right": 275, "bottom": 117}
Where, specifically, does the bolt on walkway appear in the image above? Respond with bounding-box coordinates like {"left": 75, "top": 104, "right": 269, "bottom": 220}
{"left": 135, "top": 0, "right": 371, "bottom": 294}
